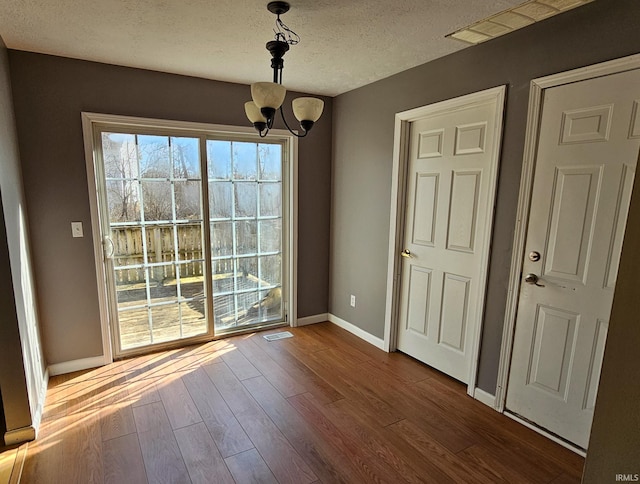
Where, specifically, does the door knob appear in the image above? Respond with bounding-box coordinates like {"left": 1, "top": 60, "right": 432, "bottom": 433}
{"left": 524, "top": 273, "right": 545, "bottom": 287}
{"left": 401, "top": 249, "right": 413, "bottom": 258}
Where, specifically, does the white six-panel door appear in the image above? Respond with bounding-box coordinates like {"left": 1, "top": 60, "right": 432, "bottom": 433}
{"left": 506, "top": 68, "right": 640, "bottom": 449}
{"left": 396, "top": 89, "right": 505, "bottom": 383}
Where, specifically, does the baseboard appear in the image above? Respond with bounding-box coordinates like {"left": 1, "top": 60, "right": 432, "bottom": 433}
{"left": 48, "top": 355, "right": 110, "bottom": 376}
{"left": 504, "top": 411, "right": 587, "bottom": 457}
{"left": 4, "top": 426, "right": 35, "bottom": 446}
{"left": 473, "top": 387, "right": 497, "bottom": 409}
{"left": 296, "top": 313, "right": 329, "bottom": 326}
{"left": 327, "top": 313, "right": 385, "bottom": 350}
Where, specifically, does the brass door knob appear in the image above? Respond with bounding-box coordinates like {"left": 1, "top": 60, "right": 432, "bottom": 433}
{"left": 524, "top": 273, "right": 545, "bottom": 287}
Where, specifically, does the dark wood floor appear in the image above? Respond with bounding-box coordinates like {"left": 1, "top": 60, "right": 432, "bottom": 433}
{"left": 16, "top": 322, "right": 584, "bottom": 483}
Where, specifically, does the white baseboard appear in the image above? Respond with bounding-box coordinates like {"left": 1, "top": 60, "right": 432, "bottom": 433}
{"left": 4, "top": 426, "right": 35, "bottom": 446}
{"left": 504, "top": 411, "right": 587, "bottom": 457}
{"left": 48, "top": 355, "right": 110, "bottom": 376}
{"left": 327, "top": 313, "right": 385, "bottom": 350}
{"left": 296, "top": 313, "right": 329, "bottom": 326}
{"left": 473, "top": 387, "right": 497, "bottom": 409}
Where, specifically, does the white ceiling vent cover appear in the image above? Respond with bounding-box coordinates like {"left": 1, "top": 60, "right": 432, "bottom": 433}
{"left": 447, "top": 0, "right": 595, "bottom": 45}
{"left": 263, "top": 331, "right": 294, "bottom": 341}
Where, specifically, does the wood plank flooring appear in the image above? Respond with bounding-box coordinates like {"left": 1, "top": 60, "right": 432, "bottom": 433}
{"left": 15, "top": 322, "right": 584, "bottom": 483}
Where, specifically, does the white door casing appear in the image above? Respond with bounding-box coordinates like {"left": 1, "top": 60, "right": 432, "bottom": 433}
{"left": 505, "top": 67, "right": 640, "bottom": 450}
{"left": 389, "top": 87, "right": 505, "bottom": 388}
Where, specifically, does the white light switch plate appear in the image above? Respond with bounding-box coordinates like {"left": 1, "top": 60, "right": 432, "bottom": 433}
{"left": 71, "top": 221, "right": 84, "bottom": 238}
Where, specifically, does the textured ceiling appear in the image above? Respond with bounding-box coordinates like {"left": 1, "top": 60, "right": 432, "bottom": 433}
{"left": 0, "top": 0, "right": 525, "bottom": 96}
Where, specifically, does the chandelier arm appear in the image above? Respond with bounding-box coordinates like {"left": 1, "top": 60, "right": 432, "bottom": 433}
{"left": 279, "top": 106, "right": 307, "bottom": 138}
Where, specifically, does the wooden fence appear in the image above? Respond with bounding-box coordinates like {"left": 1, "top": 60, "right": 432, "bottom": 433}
{"left": 111, "top": 223, "right": 234, "bottom": 283}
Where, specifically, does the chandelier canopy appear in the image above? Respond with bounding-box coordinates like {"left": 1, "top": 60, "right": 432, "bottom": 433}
{"left": 245, "top": 1, "right": 324, "bottom": 138}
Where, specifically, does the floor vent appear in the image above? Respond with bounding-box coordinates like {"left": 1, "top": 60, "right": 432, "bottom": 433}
{"left": 263, "top": 331, "right": 294, "bottom": 341}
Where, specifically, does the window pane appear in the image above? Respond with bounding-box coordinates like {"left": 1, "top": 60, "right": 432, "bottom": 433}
{"left": 235, "top": 182, "right": 257, "bottom": 218}
{"left": 181, "top": 300, "right": 206, "bottom": 337}
{"left": 106, "top": 180, "right": 140, "bottom": 223}
{"left": 151, "top": 304, "right": 181, "bottom": 344}
{"left": 209, "top": 182, "right": 232, "bottom": 219}
{"left": 211, "top": 222, "right": 233, "bottom": 258}
{"left": 213, "top": 294, "right": 235, "bottom": 329}
{"left": 238, "top": 291, "right": 260, "bottom": 321}
{"left": 236, "top": 221, "right": 257, "bottom": 256}
{"left": 260, "top": 254, "right": 281, "bottom": 287}
{"left": 119, "top": 307, "right": 151, "bottom": 349}
{"left": 259, "top": 143, "right": 282, "bottom": 181}
{"left": 232, "top": 142, "right": 257, "bottom": 180}
{"left": 175, "top": 181, "right": 202, "bottom": 220}
{"left": 146, "top": 226, "right": 174, "bottom": 263}
{"left": 139, "top": 135, "right": 170, "bottom": 178}
{"left": 111, "top": 227, "right": 143, "bottom": 267}
{"left": 212, "top": 262, "right": 233, "bottom": 294}
{"left": 171, "top": 137, "right": 200, "bottom": 179}
{"left": 142, "top": 180, "right": 172, "bottom": 221}
{"left": 260, "top": 183, "right": 281, "bottom": 217}
{"left": 177, "top": 223, "right": 203, "bottom": 263}
{"left": 103, "top": 133, "right": 138, "bottom": 179}
{"left": 256, "top": 287, "right": 282, "bottom": 321}
{"left": 114, "top": 267, "right": 145, "bottom": 308}
{"left": 237, "top": 257, "right": 258, "bottom": 291}
{"left": 207, "top": 140, "right": 232, "bottom": 180}
{"left": 180, "top": 272, "right": 204, "bottom": 300}
{"left": 259, "top": 220, "right": 281, "bottom": 253}
{"left": 260, "top": 183, "right": 282, "bottom": 217}
{"left": 148, "top": 266, "right": 177, "bottom": 303}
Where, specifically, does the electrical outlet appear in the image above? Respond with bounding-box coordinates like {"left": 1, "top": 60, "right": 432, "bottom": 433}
{"left": 350, "top": 294, "right": 356, "bottom": 308}
{"left": 71, "top": 221, "right": 84, "bottom": 238}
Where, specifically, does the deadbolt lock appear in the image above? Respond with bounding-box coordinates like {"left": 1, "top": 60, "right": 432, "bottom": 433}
{"left": 529, "top": 251, "right": 541, "bottom": 262}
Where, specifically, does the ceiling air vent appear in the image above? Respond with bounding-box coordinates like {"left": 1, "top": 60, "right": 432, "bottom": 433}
{"left": 446, "top": 0, "right": 595, "bottom": 45}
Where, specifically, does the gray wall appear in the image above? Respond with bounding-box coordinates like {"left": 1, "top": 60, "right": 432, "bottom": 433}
{"left": 0, "top": 34, "right": 45, "bottom": 439}
{"left": 8, "top": 52, "right": 332, "bottom": 365}
{"left": 330, "top": 0, "right": 640, "bottom": 393}
{"left": 583, "top": 156, "right": 640, "bottom": 481}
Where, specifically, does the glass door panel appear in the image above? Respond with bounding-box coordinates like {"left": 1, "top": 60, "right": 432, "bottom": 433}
{"left": 207, "top": 140, "right": 284, "bottom": 332}
{"left": 101, "top": 132, "right": 208, "bottom": 354}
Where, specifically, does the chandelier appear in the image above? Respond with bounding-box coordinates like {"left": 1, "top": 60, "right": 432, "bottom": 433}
{"left": 244, "top": 1, "right": 324, "bottom": 138}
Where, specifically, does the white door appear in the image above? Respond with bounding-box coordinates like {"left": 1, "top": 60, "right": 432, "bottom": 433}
{"left": 396, "top": 88, "right": 505, "bottom": 383}
{"left": 506, "top": 68, "right": 640, "bottom": 449}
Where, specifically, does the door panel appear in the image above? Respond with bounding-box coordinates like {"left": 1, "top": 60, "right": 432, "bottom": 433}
{"left": 506, "top": 68, "right": 640, "bottom": 449}
{"left": 396, "top": 89, "right": 504, "bottom": 383}
{"left": 544, "top": 166, "right": 601, "bottom": 282}
{"left": 101, "top": 133, "right": 208, "bottom": 353}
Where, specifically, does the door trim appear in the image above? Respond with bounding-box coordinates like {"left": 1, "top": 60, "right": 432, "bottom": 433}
{"left": 81, "top": 112, "right": 298, "bottom": 362}
{"left": 495, "top": 53, "right": 640, "bottom": 412}
{"left": 384, "top": 85, "right": 506, "bottom": 396}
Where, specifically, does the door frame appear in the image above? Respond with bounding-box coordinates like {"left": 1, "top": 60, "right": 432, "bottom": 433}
{"left": 384, "top": 85, "right": 506, "bottom": 396}
{"left": 81, "top": 112, "right": 298, "bottom": 363}
{"left": 495, "top": 54, "right": 640, "bottom": 413}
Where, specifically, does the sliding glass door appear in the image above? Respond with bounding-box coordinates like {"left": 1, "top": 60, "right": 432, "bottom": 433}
{"left": 93, "top": 123, "right": 289, "bottom": 357}
{"left": 207, "top": 140, "right": 284, "bottom": 333}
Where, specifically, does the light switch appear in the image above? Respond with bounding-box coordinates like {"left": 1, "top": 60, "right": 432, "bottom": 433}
{"left": 71, "top": 221, "right": 84, "bottom": 238}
